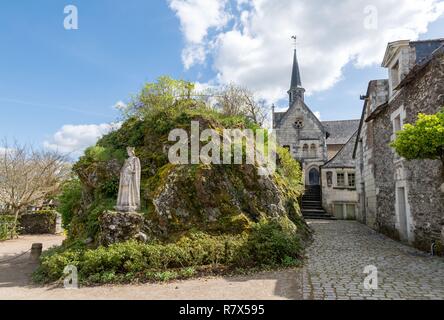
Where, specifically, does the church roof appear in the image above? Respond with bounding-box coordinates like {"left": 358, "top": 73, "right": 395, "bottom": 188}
{"left": 290, "top": 49, "right": 302, "bottom": 88}
{"left": 322, "top": 119, "right": 360, "bottom": 145}
{"left": 322, "top": 131, "right": 358, "bottom": 169}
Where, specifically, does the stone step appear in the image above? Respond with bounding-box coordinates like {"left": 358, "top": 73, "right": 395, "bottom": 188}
{"left": 301, "top": 202, "right": 323, "bottom": 206}
{"left": 302, "top": 194, "right": 321, "bottom": 198}
{"left": 301, "top": 203, "right": 323, "bottom": 208}
{"left": 303, "top": 215, "right": 336, "bottom": 220}
{"left": 302, "top": 208, "right": 336, "bottom": 220}
{"left": 302, "top": 209, "right": 327, "bottom": 214}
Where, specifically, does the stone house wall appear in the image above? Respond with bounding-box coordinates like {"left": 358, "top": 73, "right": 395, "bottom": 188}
{"left": 321, "top": 168, "right": 359, "bottom": 219}
{"left": 371, "top": 52, "right": 444, "bottom": 253}
{"left": 355, "top": 80, "right": 389, "bottom": 228}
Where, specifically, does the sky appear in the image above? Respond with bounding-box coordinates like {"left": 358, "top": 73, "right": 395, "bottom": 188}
{"left": 1, "top": 0, "right": 444, "bottom": 158}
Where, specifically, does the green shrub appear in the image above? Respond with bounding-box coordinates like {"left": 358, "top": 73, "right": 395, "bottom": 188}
{"left": 0, "top": 215, "right": 19, "bottom": 241}
{"left": 58, "top": 178, "right": 82, "bottom": 229}
{"left": 234, "top": 217, "right": 302, "bottom": 267}
{"left": 33, "top": 218, "right": 304, "bottom": 284}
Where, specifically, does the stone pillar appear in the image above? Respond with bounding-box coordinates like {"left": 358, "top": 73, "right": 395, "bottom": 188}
{"left": 30, "top": 243, "right": 43, "bottom": 261}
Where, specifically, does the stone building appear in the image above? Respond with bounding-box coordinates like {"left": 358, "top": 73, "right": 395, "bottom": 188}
{"left": 354, "top": 39, "right": 444, "bottom": 253}
{"left": 321, "top": 131, "right": 359, "bottom": 219}
{"left": 273, "top": 47, "right": 359, "bottom": 219}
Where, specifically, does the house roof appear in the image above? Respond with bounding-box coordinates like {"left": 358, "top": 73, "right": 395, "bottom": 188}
{"left": 322, "top": 119, "right": 360, "bottom": 145}
{"left": 395, "top": 44, "right": 444, "bottom": 90}
{"left": 322, "top": 131, "right": 358, "bottom": 169}
{"left": 381, "top": 40, "right": 410, "bottom": 67}
{"left": 365, "top": 42, "right": 444, "bottom": 123}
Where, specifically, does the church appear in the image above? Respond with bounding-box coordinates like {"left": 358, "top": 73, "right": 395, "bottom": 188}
{"left": 272, "top": 46, "right": 360, "bottom": 220}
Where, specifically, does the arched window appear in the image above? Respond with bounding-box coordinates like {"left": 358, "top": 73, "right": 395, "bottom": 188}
{"left": 302, "top": 144, "right": 309, "bottom": 157}
{"left": 310, "top": 144, "right": 317, "bottom": 158}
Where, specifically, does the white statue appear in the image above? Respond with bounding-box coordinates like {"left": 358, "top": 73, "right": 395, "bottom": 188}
{"left": 116, "top": 147, "right": 141, "bottom": 212}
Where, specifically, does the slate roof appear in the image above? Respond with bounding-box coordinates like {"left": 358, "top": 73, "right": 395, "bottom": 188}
{"left": 322, "top": 131, "right": 358, "bottom": 169}
{"left": 365, "top": 41, "right": 444, "bottom": 124}
{"left": 322, "top": 120, "right": 360, "bottom": 145}
{"left": 273, "top": 112, "right": 286, "bottom": 128}
{"left": 396, "top": 43, "right": 444, "bottom": 90}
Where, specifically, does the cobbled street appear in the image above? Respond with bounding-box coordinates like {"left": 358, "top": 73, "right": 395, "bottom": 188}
{"left": 1, "top": 221, "right": 444, "bottom": 300}
{"left": 302, "top": 220, "right": 444, "bottom": 300}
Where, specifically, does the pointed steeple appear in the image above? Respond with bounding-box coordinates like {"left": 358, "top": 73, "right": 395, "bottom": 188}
{"left": 288, "top": 37, "right": 305, "bottom": 105}
{"left": 290, "top": 49, "right": 302, "bottom": 88}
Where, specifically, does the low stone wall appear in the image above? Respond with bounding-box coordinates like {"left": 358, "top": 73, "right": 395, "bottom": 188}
{"left": 20, "top": 211, "right": 62, "bottom": 235}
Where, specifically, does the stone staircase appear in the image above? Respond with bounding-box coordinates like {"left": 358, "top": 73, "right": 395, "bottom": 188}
{"left": 301, "top": 186, "right": 335, "bottom": 220}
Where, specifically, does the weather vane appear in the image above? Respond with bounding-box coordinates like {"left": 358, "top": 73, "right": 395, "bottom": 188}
{"left": 291, "top": 35, "right": 297, "bottom": 49}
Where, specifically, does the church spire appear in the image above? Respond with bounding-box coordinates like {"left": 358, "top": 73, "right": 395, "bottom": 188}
{"left": 290, "top": 48, "right": 302, "bottom": 88}
{"left": 288, "top": 36, "right": 305, "bottom": 105}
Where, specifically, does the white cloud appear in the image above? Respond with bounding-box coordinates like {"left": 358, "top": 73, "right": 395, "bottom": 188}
{"left": 168, "top": 0, "right": 231, "bottom": 68}
{"left": 170, "top": 0, "right": 444, "bottom": 102}
{"left": 113, "top": 100, "right": 127, "bottom": 111}
{"left": 44, "top": 123, "right": 121, "bottom": 158}
{"left": 0, "top": 147, "right": 15, "bottom": 156}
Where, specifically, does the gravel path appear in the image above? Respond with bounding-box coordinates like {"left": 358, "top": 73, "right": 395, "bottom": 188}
{"left": 0, "top": 235, "right": 302, "bottom": 300}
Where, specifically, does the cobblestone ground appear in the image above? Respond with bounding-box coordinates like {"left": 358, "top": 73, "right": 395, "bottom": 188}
{"left": 302, "top": 220, "right": 444, "bottom": 300}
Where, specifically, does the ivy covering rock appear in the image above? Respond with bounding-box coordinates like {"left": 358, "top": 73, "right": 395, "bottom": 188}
{"left": 34, "top": 77, "right": 311, "bottom": 284}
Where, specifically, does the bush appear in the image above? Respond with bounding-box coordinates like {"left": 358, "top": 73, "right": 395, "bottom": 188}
{"left": 239, "top": 217, "right": 302, "bottom": 267}
{"left": 58, "top": 178, "right": 82, "bottom": 229}
{"left": 0, "top": 215, "right": 19, "bottom": 240}
{"left": 33, "top": 218, "right": 304, "bottom": 284}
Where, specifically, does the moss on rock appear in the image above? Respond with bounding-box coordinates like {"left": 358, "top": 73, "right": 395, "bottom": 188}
{"left": 59, "top": 77, "right": 309, "bottom": 249}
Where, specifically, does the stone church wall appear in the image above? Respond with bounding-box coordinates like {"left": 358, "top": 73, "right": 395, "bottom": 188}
{"left": 274, "top": 100, "right": 327, "bottom": 182}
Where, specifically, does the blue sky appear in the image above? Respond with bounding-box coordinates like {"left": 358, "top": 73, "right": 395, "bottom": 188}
{"left": 1, "top": 0, "right": 443, "bottom": 155}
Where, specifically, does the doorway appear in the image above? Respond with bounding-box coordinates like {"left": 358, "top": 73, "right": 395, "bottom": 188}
{"left": 396, "top": 187, "right": 409, "bottom": 241}
{"left": 308, "top": 168, "right": 320, "bottom": 186}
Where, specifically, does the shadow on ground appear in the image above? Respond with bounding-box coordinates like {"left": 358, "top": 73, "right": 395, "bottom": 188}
{"left": 222, "top": 268, "right": 304, "bottom": 300}
{"left": 0, "top": 253, "right": 38, "bottom": 288}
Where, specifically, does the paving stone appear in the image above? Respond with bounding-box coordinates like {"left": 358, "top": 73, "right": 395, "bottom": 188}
{"left": 302, "top": 220, "right": 444, "bottom": 300}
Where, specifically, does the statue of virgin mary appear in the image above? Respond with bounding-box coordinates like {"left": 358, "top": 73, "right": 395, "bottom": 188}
{"left": 116, "top": 147, "right": 141, "bottom": 212}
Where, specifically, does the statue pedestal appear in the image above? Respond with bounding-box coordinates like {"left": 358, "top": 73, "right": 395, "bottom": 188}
{"left": 98, "top": 211, "right": 147, "bottom": 246}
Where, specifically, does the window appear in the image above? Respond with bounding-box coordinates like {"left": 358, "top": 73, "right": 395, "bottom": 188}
{"left": 310, "top": 144, "right": 317, "bottom": 158}
{"left": 391, "top": 61, "right": 400, "bottom": 90}
{"left": 302, "top": 144, "right": 309, "bottom": 157}
{"left": 348, "top": 173, "right": 356, "bottom": 188}
{"left": 393, "top": 115, "right": 402, "bottom": 133}
{"left": 337, "top": 173, "right": 345, "bottom": 187}
{"left": 326, "top": 172, "right": 333, "bottom": 187}
{"left": 333, "top": 203, "right": 357, "bottom": 220}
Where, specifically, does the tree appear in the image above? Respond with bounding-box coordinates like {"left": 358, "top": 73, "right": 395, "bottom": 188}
{"left": 0, "top": 140, "right": 70, "bottom": 237}
{"left": 215, "top": 84, "right": 268, "bottom": 126}
{"left": 57, "top": 177, "right": 82, "bottom": 229}
{"left": 127, "top": 76, "right": 200, "bottom": 118}
{"left": 391, "top": 109, "right": 444, "bottom": 173}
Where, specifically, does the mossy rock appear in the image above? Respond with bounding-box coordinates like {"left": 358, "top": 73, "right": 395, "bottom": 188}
{"left": 65, "top": 105, "right": 308, "bottom": 245}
